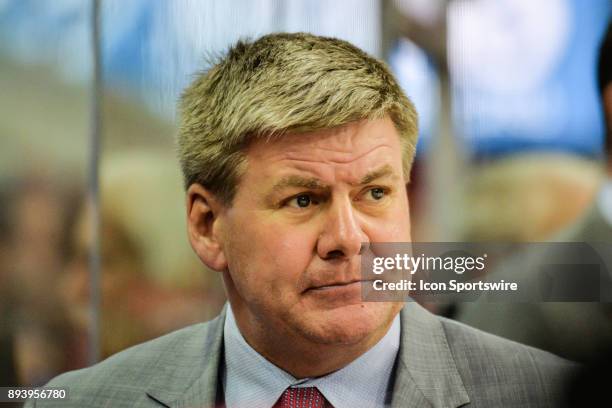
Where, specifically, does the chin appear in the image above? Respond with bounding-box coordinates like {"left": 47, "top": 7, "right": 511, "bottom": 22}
{"left": 296, "top": 302, "right": 400, "bottom": 346}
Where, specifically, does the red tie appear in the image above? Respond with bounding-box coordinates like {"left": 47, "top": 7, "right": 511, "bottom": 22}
{"left": 273, "top": 387, "right": 332, "bottom": 408}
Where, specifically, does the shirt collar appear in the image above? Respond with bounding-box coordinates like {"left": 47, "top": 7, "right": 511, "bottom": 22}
{"left": 222, "top": 304, "right": 400, "bottom": 408}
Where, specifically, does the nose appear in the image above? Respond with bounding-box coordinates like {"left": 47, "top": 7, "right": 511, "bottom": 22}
{"left": 316, "top": 196, "right": 369, "bottom": 260}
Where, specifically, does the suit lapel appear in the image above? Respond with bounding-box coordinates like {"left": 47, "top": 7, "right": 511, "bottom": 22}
{"left": 391, "top": 302, "right": 470, "bottom": 408}
{"left": 146, "top": 307, "right": 227, "bottom": 408}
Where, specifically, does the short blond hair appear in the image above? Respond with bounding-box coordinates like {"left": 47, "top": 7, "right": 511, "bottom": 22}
{"left": 178, "top": 32, "right": 418, "bottom": 205}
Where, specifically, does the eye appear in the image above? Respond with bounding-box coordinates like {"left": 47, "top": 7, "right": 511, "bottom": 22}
{"left": 369, "top": 187, "right": 386, "bottom": 200}
{"left": 287, "top": 194, "right": 317, "bottom": 208}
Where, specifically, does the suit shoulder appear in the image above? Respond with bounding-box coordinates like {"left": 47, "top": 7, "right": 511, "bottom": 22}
{"left": 438, "top": 315, "right": 578, "bottom": 403}
{"left": 30, "top": 318, "right": 221, "bottom": 407}
{"left": 57, "top": 321, "right": 210, "bottom": 380}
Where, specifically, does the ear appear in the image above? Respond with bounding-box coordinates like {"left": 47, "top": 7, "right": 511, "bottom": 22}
{"left": 186, "top": 183, "right": 228, "bottom": 272}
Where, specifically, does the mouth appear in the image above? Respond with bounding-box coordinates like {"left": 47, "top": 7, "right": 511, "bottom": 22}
{"left": 308, "top": 279, "right": 373, "bottom": 291}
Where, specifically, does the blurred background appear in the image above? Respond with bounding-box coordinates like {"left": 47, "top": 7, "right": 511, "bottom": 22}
{"left": 0, "top": 0, "right": 610, "bottom": 390}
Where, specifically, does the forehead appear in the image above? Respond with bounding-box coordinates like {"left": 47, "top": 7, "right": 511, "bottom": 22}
{"left": 244, "top": 117, "right": 403, "bottom": 183}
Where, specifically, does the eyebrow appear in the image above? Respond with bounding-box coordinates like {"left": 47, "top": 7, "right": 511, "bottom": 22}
{"left": 271, "top": 164, "right": 398, "bottom": 193}
{"left": 359, "top": 164, "right": 396, "bottom": 185}
{"left": 271, "top": 175, "right": 328, "bottom": 192}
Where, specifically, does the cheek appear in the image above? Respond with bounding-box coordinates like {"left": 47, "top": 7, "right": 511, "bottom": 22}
{"left": 225, "top": 216, "right": 317, "bottom": 293}
{"left": 260, "top": 227, "right": 317, "bottom": 283}
{"left": 273, "top": 231, "right": 315, "bottom": 268}
{"left": 367, "top": 199, "right": 411, "bottom": 242}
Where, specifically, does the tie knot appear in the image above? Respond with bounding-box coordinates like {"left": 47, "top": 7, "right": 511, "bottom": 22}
{"left": 273, "top": 386, "right": 330, "bottom": 408}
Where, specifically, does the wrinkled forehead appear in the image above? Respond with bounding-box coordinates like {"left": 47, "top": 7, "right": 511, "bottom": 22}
{"left": 245, "top": 118, "right": 403, "bottom": 179}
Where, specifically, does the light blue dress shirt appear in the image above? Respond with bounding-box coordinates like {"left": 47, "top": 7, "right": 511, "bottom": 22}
{"left": 222, "top": 304, "right": 400, "bottom": 408}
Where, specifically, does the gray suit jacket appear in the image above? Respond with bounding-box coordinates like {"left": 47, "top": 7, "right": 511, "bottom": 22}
{"left": 28, "top": 302, "right": 575, "bottom": 407}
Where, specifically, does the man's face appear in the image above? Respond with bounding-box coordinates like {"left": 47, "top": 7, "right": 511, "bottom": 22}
{"left": 217, "top": 117, "right": 411, "bottom": 346}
